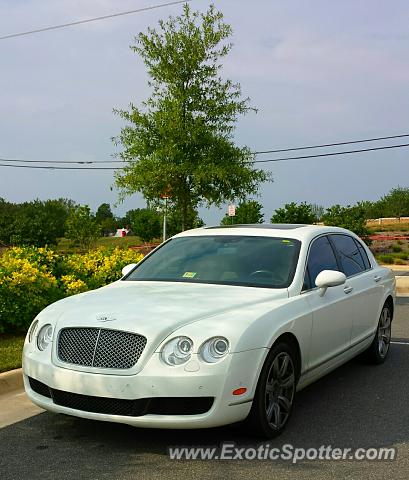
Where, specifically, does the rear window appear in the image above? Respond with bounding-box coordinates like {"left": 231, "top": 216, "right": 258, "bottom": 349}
{"left": 330, "top": 234, "right": 368, "bottom": 277}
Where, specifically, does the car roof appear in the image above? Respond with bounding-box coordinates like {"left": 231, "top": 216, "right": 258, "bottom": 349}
{"left": 174, "top": 224, "right": 356, "bottom": 243}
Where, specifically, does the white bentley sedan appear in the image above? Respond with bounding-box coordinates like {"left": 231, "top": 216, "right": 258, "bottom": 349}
{"left": 23, "top": 224, "right": 395, "bottom": 437}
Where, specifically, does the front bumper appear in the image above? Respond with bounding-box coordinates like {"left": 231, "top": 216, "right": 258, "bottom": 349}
{"left": 23, "top": 346, "right": 267, "bottom": 429}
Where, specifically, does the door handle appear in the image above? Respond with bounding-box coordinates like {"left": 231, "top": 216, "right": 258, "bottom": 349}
{"left": 374, "top": 275, "right": 381, "bottom": 282}
{"left": 344, "top": 286, "right": 353, "bottom": 294}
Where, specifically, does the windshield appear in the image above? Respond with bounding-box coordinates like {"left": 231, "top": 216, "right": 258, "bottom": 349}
{"left": 125, "top": 235, "right": 301, "bottom": 289}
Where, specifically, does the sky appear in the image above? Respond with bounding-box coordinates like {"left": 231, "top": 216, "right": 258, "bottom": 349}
{"left": 1, "top": 0, "right": 409, "bottom": 225}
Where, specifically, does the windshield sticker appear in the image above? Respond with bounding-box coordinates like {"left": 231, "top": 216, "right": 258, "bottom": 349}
{"left": 182, "top": 272, "right": 197, "bottom": 278}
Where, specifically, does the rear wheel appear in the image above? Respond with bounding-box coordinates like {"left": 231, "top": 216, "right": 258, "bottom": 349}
{"left": 366, "top": 303, "right": 392, "bottom": 364}
{"left": 245, "top": 342, "right": 297, "bottom": 438}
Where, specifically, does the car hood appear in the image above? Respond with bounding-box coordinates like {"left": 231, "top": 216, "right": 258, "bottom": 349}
{"left": 52, "top": 281, "right": 288, "bottom": 343}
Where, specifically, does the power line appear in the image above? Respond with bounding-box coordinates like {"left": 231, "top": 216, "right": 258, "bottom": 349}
{"left": 1, "top": 140, "right": 409, "bottom": 171}
{"left": 2, "top": 132, "right": 409, "bottom": 165}
{"left": 0, "top": 0, "right": 190, "bottom": 41}
{"left": 253, "top": 133, "right": 409, "bottom": 155}
{"left": 0, "top": 163, "right": 120, "bottom": 170}
{"left": 0, "top": 158, "right": 122, "bottom": 164}
{"left": 253, "top": 142, "right": 409, "bottom": 164}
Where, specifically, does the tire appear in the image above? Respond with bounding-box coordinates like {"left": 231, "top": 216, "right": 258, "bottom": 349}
{"left": 244, "top": 342, "right": 298, "bottom": 438}
{"left": 366, "top": 303, "right": 392, "bottom": 364}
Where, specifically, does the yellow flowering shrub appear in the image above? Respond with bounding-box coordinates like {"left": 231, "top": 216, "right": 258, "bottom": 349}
{"left": 60, "top": 247, "right": 144, "bottom": 290}
{"left": 60, "top": 275, "right": 88, "bottom": 295}
{"left": 0, "top": 246, "right": 144, "bottom": 333}
{"left": 0, "top": 249, "right": 61, "bottom": 333}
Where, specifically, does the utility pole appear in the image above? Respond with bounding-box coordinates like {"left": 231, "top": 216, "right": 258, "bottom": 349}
{"left": 163, "top": 196, "right": 167, "bottom": 242}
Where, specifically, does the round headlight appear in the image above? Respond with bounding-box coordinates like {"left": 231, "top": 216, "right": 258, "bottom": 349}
{"left": 161, "top": 336, "right": 193, "bottom": 366}
{"left": 200, "top": 337, "right": 229, "bottom": 363}
{"left": 37, "top": 324, "right": 53, "bottom": 351}
{"left": 28, "top": 319, "right": 39, "bottom": 343}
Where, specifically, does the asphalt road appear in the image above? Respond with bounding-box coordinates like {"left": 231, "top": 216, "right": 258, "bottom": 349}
{"left": 2, "top": 303, "right": 409, "bottom": 480}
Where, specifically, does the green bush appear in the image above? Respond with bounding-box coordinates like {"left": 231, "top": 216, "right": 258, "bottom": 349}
{"left": 271, "top": 202, "right": 316, "bottom": 224}
{"left": 392, "top": 245, "right": 403, "bottom": 253}
{"left": 322, "top": 204, "right": 370, "bottom": 239}
{"left": 377, "top": 254, "right": 394, "bottom": 264}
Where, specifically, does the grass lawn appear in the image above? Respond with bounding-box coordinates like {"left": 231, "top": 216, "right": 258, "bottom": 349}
{"left": 367, "top": 221, "right": 409, "bottom": 232}
{"left": 0, "top": 335, "right": 25, "bottom": 373}
{"left": 55, "top": 235, "right": 144, "bottom": 253}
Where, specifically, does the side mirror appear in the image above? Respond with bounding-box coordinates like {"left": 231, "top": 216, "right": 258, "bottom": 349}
{"left": 122, "top": 263, "right": 137, "bottom": 277}
{"left": 315, "top": 270, "right": 346, "bottom": 297}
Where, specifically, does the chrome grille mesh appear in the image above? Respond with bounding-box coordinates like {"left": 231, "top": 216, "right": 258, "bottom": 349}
{"left": 57, "top": 327, "right": 147, "bottom": 369}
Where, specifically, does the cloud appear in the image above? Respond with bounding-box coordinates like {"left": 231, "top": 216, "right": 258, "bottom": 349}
{"left": 1, "top": 0, "right": 409, "bottom": 223}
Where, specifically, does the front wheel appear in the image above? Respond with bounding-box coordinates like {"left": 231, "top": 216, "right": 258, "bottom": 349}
{"left": 366, "top": 303, "right": 392, "bottom": 364}
{"left": 245, "top": 343, "right": 297, "bottom": 438}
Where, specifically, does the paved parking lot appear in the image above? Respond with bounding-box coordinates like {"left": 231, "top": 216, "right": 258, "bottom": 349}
{"left": 1, "top": 302, "right": 409, "bottom": 480}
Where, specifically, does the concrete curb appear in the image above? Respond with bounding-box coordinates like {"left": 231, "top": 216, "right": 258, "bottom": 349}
{"left": 396, "top": 277, "right": 409, "bottom": 295}
{"left": 384, "top": 267, "right": 409, "bottom": 295}
{"left": 0, "top": 368, "right": 23, "bottom": 395}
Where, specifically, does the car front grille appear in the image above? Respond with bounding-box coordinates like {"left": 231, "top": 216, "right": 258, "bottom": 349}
{"left": 57, "top": 327, "right": 147, "bottom": 369}
{"left": 28, "top": 377, "right": 214, "bottom": 416}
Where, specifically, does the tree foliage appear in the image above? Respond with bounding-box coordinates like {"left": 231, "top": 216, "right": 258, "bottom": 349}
{"left": 65, "top": 206, "right": 101, "bottom": 249}
{"left": 95, "top": 203, "right": 117, "bottom": 235}
{"left": 165, "top": 206, "right": 204, "bottom": 236}
{"left": 271, "top": 202, "right": 316, "bottom": 224}
{"left": 322, "top": 204, "right": 370, "bottom": 238}
{"left": 114, "top": 4, "right": 270, "bottom": 230}
{"left": 378, "top": 187, "right": 409, "bottom": 218}
{"left": 0, "top": 198, "right": 75, "bottom": 247}
{"left": 220, "top": 200, "right": 264, "bottom": 225}
{"left": 126, "top": 208, "right": 162, "bottom": 242}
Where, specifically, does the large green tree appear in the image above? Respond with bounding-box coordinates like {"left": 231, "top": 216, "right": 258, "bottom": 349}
{"left": 113, "top": 4, "right": 270, "bottom": 230}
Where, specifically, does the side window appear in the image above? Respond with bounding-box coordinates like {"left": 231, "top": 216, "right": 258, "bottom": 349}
{"left": 305, "top": 236, "right": 339, "bottom": 289}
{"left": 354, "top": 238, "right": 371, "bottom": 270}
{"left": 330, "top": 234, "right": 366, "bottom": 277}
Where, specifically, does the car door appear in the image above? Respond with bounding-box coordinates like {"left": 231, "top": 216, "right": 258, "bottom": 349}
{"left": 328, "top": 234, "right": 381, "bottom": 345}
{"left": 302, "top": 235, "right": 354, "bottom": 375}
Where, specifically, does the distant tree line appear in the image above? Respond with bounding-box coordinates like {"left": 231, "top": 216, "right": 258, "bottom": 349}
{"left": 220, "top": 187, "right": 409, "bottom": 238}
{"left": 0, "top": 198, "right": 203, "bottom": 247}
{"left": 0, "top": 187, "right": 407, "bottom": 247}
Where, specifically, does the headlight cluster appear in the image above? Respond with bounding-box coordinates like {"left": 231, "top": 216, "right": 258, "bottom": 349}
{"left": 161, "top": 336, "right": 229, "bottom": 366}
{"left": 37, "top": 324, "right": 53, "bottom": 351}
{"left": 200, "top": 337, "right": 229, "bottom": 364}
{"left": 28, "top": 320, "right": 39, "bottom": 343}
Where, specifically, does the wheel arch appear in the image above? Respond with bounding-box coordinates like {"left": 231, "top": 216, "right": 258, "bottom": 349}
{"left": 272, "top": 332, "right": 302, "bottom": 380}
{"left": 384, "top": 295, "right": 394, "bottom": 319}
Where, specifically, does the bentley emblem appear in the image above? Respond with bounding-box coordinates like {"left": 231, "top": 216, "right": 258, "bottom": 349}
{"left": 96, "top": 313, "right": 116, "bottom": 322}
